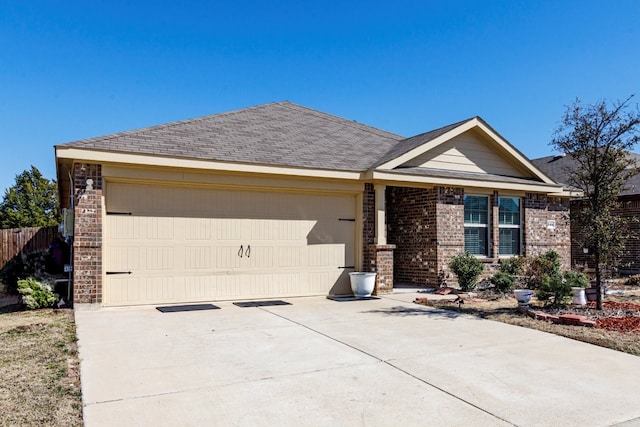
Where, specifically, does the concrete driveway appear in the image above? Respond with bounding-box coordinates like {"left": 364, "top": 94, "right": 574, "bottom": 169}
{"left": 75, "top": 293, "right": 640, "bottom": 427}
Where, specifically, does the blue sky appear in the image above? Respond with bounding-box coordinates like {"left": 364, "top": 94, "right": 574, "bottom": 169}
{"left": 1, "top": 0, "right": 639, "bottom": 194}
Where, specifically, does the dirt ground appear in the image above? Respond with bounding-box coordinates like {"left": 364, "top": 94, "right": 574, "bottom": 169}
{"left": 0, "top": 296, "right": 83, "bottom": 427}
{"left": 418, "top": 282, "right": 640, "bottom": 356}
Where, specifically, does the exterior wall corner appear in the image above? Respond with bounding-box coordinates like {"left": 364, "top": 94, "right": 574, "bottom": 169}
{"left": 72, "top": 163, "right": 103, "bottom": 304}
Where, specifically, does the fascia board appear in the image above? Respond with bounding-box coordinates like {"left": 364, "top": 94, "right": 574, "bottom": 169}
{"left": 367, "top": 171, "right": 566, "bottom": 194}
{"left": 55, "top": 147, "right": 362, "bottom": 181}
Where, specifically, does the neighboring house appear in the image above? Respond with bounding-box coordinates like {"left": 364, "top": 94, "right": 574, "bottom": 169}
{"left": 532, "top": 153, "right": 640, "bottom": 273}
{"left": 55, "top": 102, "right": 570, "bottom": 306}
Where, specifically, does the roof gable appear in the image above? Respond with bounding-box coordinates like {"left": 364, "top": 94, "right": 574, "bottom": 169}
{"left": 401, "top": 129, "right": 530, "bottom": 178}
{"left": 376, "top": 117, "right": 555, "bottom": 184}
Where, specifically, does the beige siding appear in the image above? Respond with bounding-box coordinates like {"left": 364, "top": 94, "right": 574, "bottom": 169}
{"left": 403, "top": 130, "right": 531, "bottom": 178}
{"left": 103, "top": 183, "right": 355, "bottom": 306}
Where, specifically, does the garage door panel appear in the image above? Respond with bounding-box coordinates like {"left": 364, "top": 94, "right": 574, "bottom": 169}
{"left": 213, "top": 246, "right": 243, "bottom": 270}
{"left": 186, "top": 218, "right": 242, "bottom": 241}
{"left": 107, "top": 247, "right": 140, "bottom": 271}
{"left": 104, "top": 183, "right": 356, "bottom": 306}
{"left": 277, "top": 247, "right": 301, "bottom": 268}
{"left": 108, "top": 276, "right": 176, "bottom": 304}
{"left": 184, "top": 246, "right": 211, "bottom": 269}
{"left": 109, "top": 216, "right": 141, "bottom": 240}
{"left": 184, "top": 218, "right": 212, "bottom": 240}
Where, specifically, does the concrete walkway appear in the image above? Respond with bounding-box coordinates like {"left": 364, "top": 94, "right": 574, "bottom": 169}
{"left": 75, "top": 294, "right": 640, "bottom": 427}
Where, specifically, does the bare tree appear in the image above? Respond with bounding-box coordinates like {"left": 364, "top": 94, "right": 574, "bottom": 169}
{"left": 551, "top": 95, "right": 640, "bottom": 309}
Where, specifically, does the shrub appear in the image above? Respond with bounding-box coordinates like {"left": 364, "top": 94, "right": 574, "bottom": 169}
{"left": 536, "top": 270, "right": 588, "bottom": 307}
{"left": 448, "top": 252, "right": 484, "bottom": 291}
{"left": 17, "top": 277, "right": 57, "bottom": 309}
{"left": 0, "top": 250, "right": 52, "bottom": 294}
{"left": 523, "top": 250, "right": 561, "bottom": 290}
{"left": 488, "top": 256, "right": 525, "bottom": 293}
{"left": 490, "top": 271, "right": 516, "bottom": 293}
{"left": 625, "top": 275, "right": 640, "bottom": 287}
{"left": 497, "top": 256, "right": 525, "bottom": 276}
{"left": 564, "top": 270, "right": 589, "bottom": 288}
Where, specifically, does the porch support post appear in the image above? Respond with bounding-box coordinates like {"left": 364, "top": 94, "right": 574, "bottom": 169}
{"left": 374, "top": 184, "right": 387, "bottom": 245}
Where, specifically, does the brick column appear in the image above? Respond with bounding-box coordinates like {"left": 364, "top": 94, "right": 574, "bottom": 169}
{"left": 72, "top": 163, "right": 103, "bottom": 304}
{"left": 362, "top": 183, "right": 376, "bottom": 270}
{"left": 369, "top": 244, "right": 396, "bottom": 294}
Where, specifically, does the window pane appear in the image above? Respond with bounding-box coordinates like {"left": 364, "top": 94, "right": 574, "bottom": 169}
{"left": 464, "top": 196, "right": 488, "bottom": 225}
{"left": 465, "top": 227, "right": 487, "bottom": 256}
{"left": 499, "top": 197, "right": 520, "bottom": 225}
{"left": 499, "top": 228, "right": 520, "bottom": 255}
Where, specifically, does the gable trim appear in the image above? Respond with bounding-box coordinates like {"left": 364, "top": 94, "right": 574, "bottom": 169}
{"left": 376, "top": 118, "right": 555, "bottom": 185}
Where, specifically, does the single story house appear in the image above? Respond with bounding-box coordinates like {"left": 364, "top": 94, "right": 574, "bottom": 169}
{"left": 532, "top": 153, "right": 640, "bottom": 273}
{"left": 55, "top": 102, "right": 570, "bottom": 306}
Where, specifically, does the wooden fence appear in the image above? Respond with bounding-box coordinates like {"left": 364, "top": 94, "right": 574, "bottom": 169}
{"left": 0, "top": 226, "right": 59, "bottom": 269}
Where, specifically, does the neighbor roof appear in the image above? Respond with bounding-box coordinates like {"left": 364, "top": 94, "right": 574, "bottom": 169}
{"left": 532, "top": 153, "right": 640, "bottom": 196}
{"left": 56, "top": 102, "right": 404, "bottom": 172}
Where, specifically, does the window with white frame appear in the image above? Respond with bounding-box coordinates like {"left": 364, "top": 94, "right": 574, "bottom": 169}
{"left": 464, "top": 195, "right": 489, "bottom": 256}
{"left": 498, "top": 197, "right": 521, "bottom": 256}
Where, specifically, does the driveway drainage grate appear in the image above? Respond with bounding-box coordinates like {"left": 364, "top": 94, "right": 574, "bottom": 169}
{"left": 233, "top": 300, "right": 291, "bottom": 308}
{"left": 156, "top": 304, "right": 221, "bottom": 313}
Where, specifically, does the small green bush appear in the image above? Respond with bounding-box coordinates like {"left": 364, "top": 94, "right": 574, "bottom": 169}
{"left": 536, "top": 270, "right": 588, "bottom": 307}
{"left": 490, "top": 271, "right": 516, "bottom": 293}
{"left": 448, "top": 251, "right": 484, "bottom": 291}
{"left": 497, "top": 256, "right": 525, "bottom": 276}
{"left": 564, "top": 270, "right": 589, "bottom": 288}
{"left": 523, "top": 250, "right": 561, "bottom": 290}
{"left": 17, "top": 277, "right": 57, "bottom": 309}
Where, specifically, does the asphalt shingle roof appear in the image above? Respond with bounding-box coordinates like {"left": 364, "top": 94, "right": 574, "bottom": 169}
{"left": 57, "top": 101, "right": 404, "bottom": 172}
{"left": 532, "top": 153, "right": 640, "bottom": 196}
{"left": 59, "top": 101, "right": 556, "bottom": 187}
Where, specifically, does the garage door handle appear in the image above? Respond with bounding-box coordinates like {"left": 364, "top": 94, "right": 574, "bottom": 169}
{"left": 338, "top": 266, "right": 355, "bottom": 269}
{"left": 238, "top": 245, "right": 244, "bottom": 258}
{"left": 246, "top": 245, "right": 251, "bottom": 258}
{"left": 106, "top": 271, "right": 132, "bottom": 275}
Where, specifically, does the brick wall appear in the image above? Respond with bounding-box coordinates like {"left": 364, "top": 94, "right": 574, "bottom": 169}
{"left": 388, "top": 186, "right": 572, "bottom": 288}
{"left": 386, "top": 186, "right": 438, "bottom": 286}
{"left": 524, "top": 193, "right": 571, "bottom": 269}
{"left": 72, "top": 163, "right": 103, "bottom": 304}
{"left": 386, "top": 186, "right": 465, "bottom": 287}
{"left": 435, "top": 187, "right": 465, "bottom": 286}
{"left": 571, "top": 195, "right": 640, "bottom": 272}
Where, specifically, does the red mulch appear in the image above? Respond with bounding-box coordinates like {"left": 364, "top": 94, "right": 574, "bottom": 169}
{"left": 584, "top": 301, "right": 640, "bottom": 334}
{"left": 596, "top": 317, "right": 640, "bottom": 334}
{"left": 587, "top": 301, "right": 640, "bottom": 311}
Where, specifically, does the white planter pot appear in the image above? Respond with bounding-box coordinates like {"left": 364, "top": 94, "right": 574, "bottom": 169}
{"left": 349, "top": 272, "right": 376, "bottom": 298}
{"left": 571, "top": 287, "right": 587, "bottom": 306}
{"left": 513, "top": 289, "right": 533, "bottom": 306}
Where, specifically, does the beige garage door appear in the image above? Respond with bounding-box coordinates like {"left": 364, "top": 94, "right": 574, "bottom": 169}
{"left": 103, "top": 182, "right": 356, "bottom": 306}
